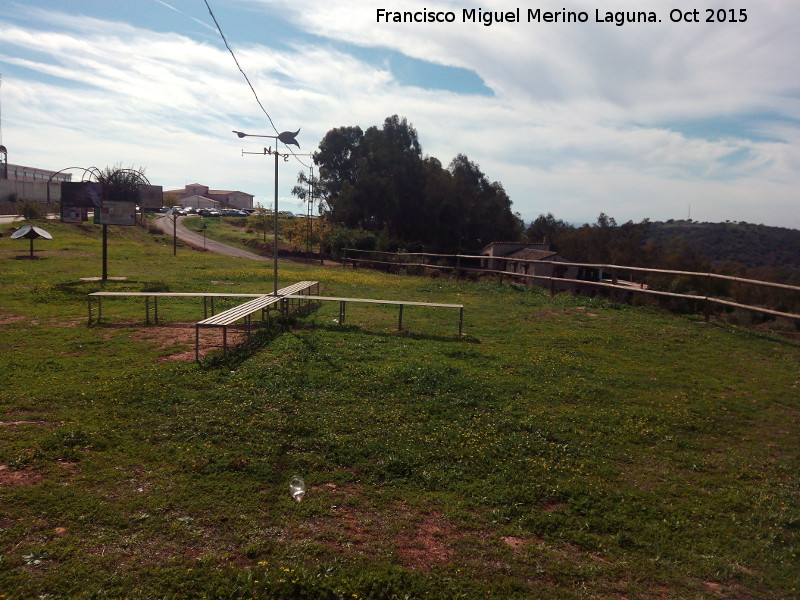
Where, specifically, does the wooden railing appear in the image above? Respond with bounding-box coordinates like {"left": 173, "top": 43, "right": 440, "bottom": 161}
{"left": 343, "top": 249, "right": 800, "bottom": 322}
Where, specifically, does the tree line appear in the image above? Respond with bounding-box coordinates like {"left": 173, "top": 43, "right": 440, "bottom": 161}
{"left": 293, "top": 116, "right": 798, "bottom": 303}
{"left": 294, "top": 115, "right": 523, "bottom": 253}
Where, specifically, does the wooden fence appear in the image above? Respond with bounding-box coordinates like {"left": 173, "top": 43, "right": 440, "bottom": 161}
{"left": 342, "top": 249, "right": 800, "bottom": 322}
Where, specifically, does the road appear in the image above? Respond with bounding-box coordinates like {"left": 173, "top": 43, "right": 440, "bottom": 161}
{"left": 4, "top": 214, "right": 323, "bottom": 265}
{"left": 152, "top": 215, "right": 269, "bottom": 261}
{"left": 0, "top": 214, "right": 58, "bottom": 225}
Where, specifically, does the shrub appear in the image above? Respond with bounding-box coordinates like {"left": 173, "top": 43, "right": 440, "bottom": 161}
{"left": 17, "top": 199, "right": 43, "bottom": 220}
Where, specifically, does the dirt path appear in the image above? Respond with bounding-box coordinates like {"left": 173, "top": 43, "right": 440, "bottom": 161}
{"left": 151, "top": 215, "right": 341, "bottom": 267}
{"left": 152, "top": 215, "right": 268, "bottom": 260}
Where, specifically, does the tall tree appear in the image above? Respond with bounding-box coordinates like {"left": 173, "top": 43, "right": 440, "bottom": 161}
{"left": 313, "top": 125, "right": 363, "bottom": 223}
{"left": 526, "top": 213, "right": 572, "bottom": 244}
{"left": 308, "top": 117, "right": 523, "bottom": 252}
{"left": 448, "top": 154, "right": 522, "bottom": 250}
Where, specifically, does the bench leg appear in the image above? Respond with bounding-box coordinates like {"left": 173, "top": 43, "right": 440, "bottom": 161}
{"left": 398, "top": 305, "right": 404, "bottom": 330}
{"left": 145, "top": 297, "right": 150, "bottom": 325}
{"left": 459, "top": 307, "right": 464, "bottom": 337}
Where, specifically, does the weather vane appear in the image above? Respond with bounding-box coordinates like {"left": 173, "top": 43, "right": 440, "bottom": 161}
{"left": 234, "top": 128, "right": 309, "bottom": 295}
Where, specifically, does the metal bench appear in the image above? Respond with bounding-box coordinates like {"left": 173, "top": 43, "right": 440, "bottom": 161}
{"left": 194, "top": 281, "right": 319, "bottom": 360}
{"left": 87, "top": 292, "right": 265, "bottom": 325}
{"left": 195, "top": 295, "right": 283, "bottom": 360}
{"left": 285, "top": 294, "right": 465, "bottom": 336}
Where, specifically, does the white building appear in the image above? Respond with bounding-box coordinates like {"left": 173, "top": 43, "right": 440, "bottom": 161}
{"left": 0, "top": 159, "right": 72, "bottom": 205}
{"left": 166, "top": 183, "right": 254, "bottom": 210}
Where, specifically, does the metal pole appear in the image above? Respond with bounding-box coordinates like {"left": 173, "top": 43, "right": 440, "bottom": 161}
{"left": 102, "top": 224, "right": 108, "bottom": 281}
{"left": 307, "top": 166, "right": 313, "bottom": 263}
{"left": 273, "top": 148, "right": 279, "bottom": 296}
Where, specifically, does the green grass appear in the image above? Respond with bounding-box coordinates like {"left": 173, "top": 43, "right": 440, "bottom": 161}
{"left": 1, "top": 220, "right": 798, "bottom": 599}
{"left": 182, "top": 215, "right": 297, "bottom": 255}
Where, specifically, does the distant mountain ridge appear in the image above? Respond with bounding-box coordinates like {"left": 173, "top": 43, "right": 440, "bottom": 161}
{"left": 648, "top": 220, "right": 800, "bottom": 273}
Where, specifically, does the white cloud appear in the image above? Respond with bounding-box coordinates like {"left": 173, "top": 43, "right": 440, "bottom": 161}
{"left": 1, "top": 1, "right": 798, "bottom": 228}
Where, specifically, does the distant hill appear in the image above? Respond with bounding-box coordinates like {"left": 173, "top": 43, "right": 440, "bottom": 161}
{"left": 648, "top": 221, "right": 800, "bottom": 274}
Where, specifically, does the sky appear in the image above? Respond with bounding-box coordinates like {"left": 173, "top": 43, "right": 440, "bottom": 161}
{"left": 0, "top": 0, "right": 798, "bottom": 229}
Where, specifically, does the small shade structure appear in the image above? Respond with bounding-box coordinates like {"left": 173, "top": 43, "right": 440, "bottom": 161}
{"left": 11, "top": 225, "right": 53, "bottom": 257}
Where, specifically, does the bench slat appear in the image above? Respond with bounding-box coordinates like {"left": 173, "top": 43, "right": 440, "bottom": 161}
{"left": 89, "top": 292, "right": 264, "bottom": 298}
{"left": 284, "top": 295, "right": 462, "bottom": 309}
{"left": 197, "top": 295, "right": 282, "bottom": 326}
{"left": 196, "top": 282, "right": 318, "bottom": 327}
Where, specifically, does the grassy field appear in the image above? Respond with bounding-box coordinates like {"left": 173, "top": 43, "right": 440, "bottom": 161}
{"left": 1, "top": 220, "right": 798, "bottom": 599}
{"left": 181, "top": 215, "right": 309, "bottom": 256}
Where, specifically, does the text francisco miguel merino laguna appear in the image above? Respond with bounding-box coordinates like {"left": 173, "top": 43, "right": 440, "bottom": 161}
{"left": 376, "top": 7, "right": 749, "bottom": 27}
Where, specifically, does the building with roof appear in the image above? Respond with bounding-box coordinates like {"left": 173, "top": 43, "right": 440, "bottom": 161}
{"left": 0, "top": 160, "right": 72, "bottom": 205}
{"left": 480, "top": 241, "right": 578, "bottom": 291}
{"left": 166, "top": 183, "right": 254, "bottom": 210}
{"left": 480, "top": 240, "right": 644, "bottom": 298}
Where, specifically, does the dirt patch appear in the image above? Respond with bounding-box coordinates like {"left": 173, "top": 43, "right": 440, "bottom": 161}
{"left": 128, "top": 324, "right": 197, "bottom": 361}
{"left": 127, "top": 323, "right": 253, "bottom": 362}
{"left": 160, "top": 348, "right": 199, "bottom": 362}
{"left": 535, "top": 311, "right": 563, "bottom": 318}
{"left": 295, "top": 484, "right": 458, "bottom": 569}
{"left": 0, "top": 464, "right": 44, "bottom": 487}
{"left": 502, "top": 535, "right": 543, "bottom": 551}
{"left": 0, "top": 313, "right": 26, "bottom": 325}
{"left": 730, "top": 562, "right": 758, "bottom": 575}
{"left": 49, "top": 317, "right": 86, "bottom": 327}
{"left": 129, "top": 323, "right": 195, "bottom": 345}
{"left": 395, "top": 513, "right": 453, "bottom": 569}
{"left": 0, "top": 420, "right": 55, "bottom": 428}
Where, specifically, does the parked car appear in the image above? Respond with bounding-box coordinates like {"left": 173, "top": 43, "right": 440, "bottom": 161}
{"left": 219, "top": 208, "right": 246, "bottom": 217}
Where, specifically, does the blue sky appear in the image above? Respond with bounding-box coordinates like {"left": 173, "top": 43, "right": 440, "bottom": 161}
{"left": 1, "top": 0, "right": 798, "bottom": 228}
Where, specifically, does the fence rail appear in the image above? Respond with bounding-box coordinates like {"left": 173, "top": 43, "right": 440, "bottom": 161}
{"left": 343, "top": 249, "right": 800, "bottom": 322}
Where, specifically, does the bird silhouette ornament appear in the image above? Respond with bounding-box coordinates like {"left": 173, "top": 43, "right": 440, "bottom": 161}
{"left": 277, "top": 129, "right": 301, "bottom": 148}
{"left": 232, "top": 129, "right": 300, "bottom": 148}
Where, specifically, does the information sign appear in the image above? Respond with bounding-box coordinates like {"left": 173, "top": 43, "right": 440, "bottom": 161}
{"left": 60, "top": 181, "right": 103, "bottom": 208}
{"left": 95, "top": 201, "right": 136, "bottom": 226}
{"left": 61, "top": 206, "right": 87, "bottom": 223}
{"left": 138, "top": 184, "right": 163, "bottom": 210}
